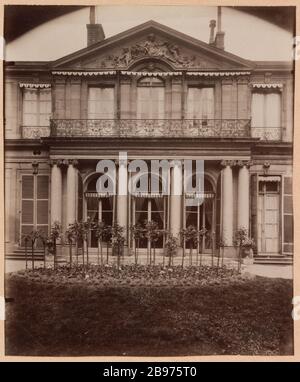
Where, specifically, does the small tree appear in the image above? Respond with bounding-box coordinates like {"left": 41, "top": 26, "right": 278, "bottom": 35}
{"left": 144, "top": 220, "right": 161, "bottom": 265}
{"left": 130, "top": 223, "right": 144, "bottom": 265}
{"left": 94, "top": 221, "right": 105, "bottom": 266}
{"left": 217, "top": 237, "right": 225, "bottom": 272}
{"left": 103, "top": 225, "right": 112, "bottom": 264}
{"left": 234, "top": 227, "right": 248, "bottom": 273}
{"left": 65, "top": 225, "right": 75, "bottom": 266}
{"left": 164, "top": 234, "right": 178, "bottom": 267}
{"left": 183, "top": 225, "right": 199, "bottom": 266}
{"left": 198, "top": 227, "right": 207, "bottom": 267}
{"left": 81, "top": 217, "right": 93, "bottom": 266}
{"left": 111, "top": 223, "right": 125, "bottom": 274}
{"left": 67, "top": 221, "right": 83, "bottom": 265}
{"left": 47, "top": 222, "right": 61, "bottom": 269}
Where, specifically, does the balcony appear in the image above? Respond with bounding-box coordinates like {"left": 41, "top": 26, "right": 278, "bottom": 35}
{"left": 49, "top": 119, "right": 251, "bottom": 139}
{"left": 21, "top": 120, "right": 281, "bottom": 141}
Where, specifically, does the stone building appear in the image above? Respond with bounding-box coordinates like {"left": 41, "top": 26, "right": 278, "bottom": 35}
{"left": 4, "top": 10, "right": 293, "bottom": 263}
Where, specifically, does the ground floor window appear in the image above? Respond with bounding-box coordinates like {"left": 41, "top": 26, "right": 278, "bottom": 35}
{"left": 134, "top": 196, "right": 166, "bottom": 249}
{"left": 20, "top": 174, "right": 49, "bottom": 247}
{"left": 257, "top": 176, "right": 281, "bottom": 254}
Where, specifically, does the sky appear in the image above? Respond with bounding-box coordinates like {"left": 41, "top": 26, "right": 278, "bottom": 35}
{"left": 5, "top": 5, "right": 294, "bottom": 62}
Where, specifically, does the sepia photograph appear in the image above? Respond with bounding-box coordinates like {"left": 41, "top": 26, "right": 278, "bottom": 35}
{"left": 2, "top": 3, "right": 296, "bottom": 358}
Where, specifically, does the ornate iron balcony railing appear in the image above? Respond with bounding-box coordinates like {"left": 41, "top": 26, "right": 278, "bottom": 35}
{"left": 21, "top": 120, "right": 282, "bottom": 141}
{"left": 49, "top": 119, "right": 251, "bottom": 138}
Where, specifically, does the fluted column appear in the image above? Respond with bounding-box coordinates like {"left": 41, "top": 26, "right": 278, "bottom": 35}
{"left": 117, "top": 154, "right": 128, "bottom": 237}
{"left": 66, "top": 159, "right": 78, "bottom": 226}
{"left": 221, "top": 160, "right": 234, "bottom": 246}
{"left": 237, "top": 161, "right": 251, "bottom": 232}
{"left": 50, "top": 160, "right": 63, "bottom": 225}
{"left": 170, "top": 159, "right": 182, "bottom": 238}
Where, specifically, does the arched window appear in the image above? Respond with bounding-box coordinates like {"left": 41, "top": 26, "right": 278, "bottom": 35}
{"left": 137, "top": 77, "right": 165, "bottom": 119}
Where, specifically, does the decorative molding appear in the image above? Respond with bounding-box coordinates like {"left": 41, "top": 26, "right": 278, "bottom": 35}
{"left": 49, "top": 159, "right": 64, "bottom": 167}
{"left": 100, "top": 34, "right": 200, "bottom": 69}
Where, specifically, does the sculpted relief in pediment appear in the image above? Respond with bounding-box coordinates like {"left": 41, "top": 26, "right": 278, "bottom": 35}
{"left": 74, "top": 33, "right": 234, "bottom": 70}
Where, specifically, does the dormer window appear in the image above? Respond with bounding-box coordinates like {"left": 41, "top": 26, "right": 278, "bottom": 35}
{"left": 137, "top": 77, "right": 165, "bottom": 119}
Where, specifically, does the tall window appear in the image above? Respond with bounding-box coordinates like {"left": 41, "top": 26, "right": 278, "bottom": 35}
{"left": 137, "top": 77, "right": 165, "bottom": 119}
{"left": 85, "top": 177, "right": 114, "bottom": 248}
{"left": 22, "top": 88, "right": 51, "bottom": 126}
{"left": 186, "top": 87, "right": 214, "bottom": 119}
{"left": 88, "top": 87, "right": 115, "bottom": 119}
{"left": 20, "top": 174, "right": 49, "bottom": 247}
{"left": 257, "top": 177, "right": 281, "bottom": 253}
{"left": 251, "top": 91, "right": 281, "bottom": 127}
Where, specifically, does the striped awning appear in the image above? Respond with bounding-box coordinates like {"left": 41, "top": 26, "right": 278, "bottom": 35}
{"left": 185, "top": 192, "right": 215, "bottom": 199}
{"left": 19, "top": 83, "right": 51, "bottom": 89}
{"left": 85, "top": 192, "right": 113, "bottom": 198}
{"left": 259, "top": 176, "right": 281, "bottom": 182}
{"left": 252, "top": 83, "right": 283, "bottom": 89}
{"left": 187, "top": 71, "right": 251, "bottom": 77}
{"left": 121, "top": 71, "right": 182, "bottom": 77}
{"left": 133, "top": 193, "right": 165, "bottom": 198}
{"left": 52, "top": 71, "right": 116, "bottom": 76}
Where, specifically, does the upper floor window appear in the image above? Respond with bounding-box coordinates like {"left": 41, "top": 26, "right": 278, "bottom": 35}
{"left": 88, "top": 86, "right": 115, "bottom": 119}
{"left": 22, "top": 88, "right": 51, "bottom": 126}
{"left": 251, "top": 91, "right": 281, "bottom": 127}
{"left": 137, "top": 77, "right": 165, "bottom": 119}
{"left": 186, "top": 87, "right": 214, "bottom": 119}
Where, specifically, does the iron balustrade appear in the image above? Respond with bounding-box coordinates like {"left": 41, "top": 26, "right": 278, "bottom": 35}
{"left": 21, "top": 119, "right": 282, "bottom": 140}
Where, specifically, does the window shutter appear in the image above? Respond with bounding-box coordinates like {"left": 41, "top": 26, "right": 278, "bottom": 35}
{"left": 250, "top": 174, "right": 258, "bottom": 253}
{"left": 21, "top": 175, "right": 34, "bottom": 245}
{"left": 283, "top": 176, "right": 293, "bottom": 255}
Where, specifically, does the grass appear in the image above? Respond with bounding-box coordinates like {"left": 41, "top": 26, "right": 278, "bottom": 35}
{"left": 5, "top": 268, "right": 293, "bottom": 356}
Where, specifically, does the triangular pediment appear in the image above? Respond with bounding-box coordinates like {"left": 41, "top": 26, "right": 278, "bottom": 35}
{"left": 52, "top": 20, "right": 254, "bottom": 71}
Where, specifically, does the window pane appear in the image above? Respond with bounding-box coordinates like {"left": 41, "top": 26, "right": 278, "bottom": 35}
{"left": 151, "top": 198, "right": 164, "bottom": 211}
{"left": 87, "top": 198, "right": 98, "bottom": 211}
{"left": 135, "top": 198, "right": 148, "bottom": 211}
{"left": 37, "top": 176, "right": 49, "bottom": 199}
{"left": 251, "top": 93, "right": 264, "bottom": 127}
{"left": 22, "top": 175, "right": 34, "bottom": 199}
{"left": 88, "top": 87, "right": 115, "bottom": 119}
{"left": 265, "top": 181, "right": 279, "bottom": 192}
{"left": 101, "top": 197, "right": 113, "bottom": 211}
{"left": 266, "top": 93, "right": 281, "bottom": 127}
{"left": 102, "top": 211, "right": 113, "bottom": 226}
{"left": 135, "top": 211, "right": 148, "bottom": 225}
{"left": 22, "top": 200, "right": 34, "bottom": 224}
{"left": 151, "top": 212, "right": 164, "bottom": 229}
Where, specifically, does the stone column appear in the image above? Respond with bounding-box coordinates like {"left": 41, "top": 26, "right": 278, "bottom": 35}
{"left": 221, "top": 160, "right": 234, "bottom": 246}
{"left": 66, "top": 159, "right": 78, "bottom": 226}
{"left": 117, "top": 154, "right": 128, "bottom": 238}
{"left": 237, "top": 161, "right": 251, "bottom": 232}
{"left": 170, "top": 159, "right": 182, "bottom": 238}
{"left": 50, "top": 160, "right": 63, "bottom": 225}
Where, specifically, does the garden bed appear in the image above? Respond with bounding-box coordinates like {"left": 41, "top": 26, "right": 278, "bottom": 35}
{"left": 5, "top": 265, "right": 294, "bottom": 356}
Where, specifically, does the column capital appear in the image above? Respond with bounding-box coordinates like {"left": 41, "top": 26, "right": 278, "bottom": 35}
{"left": 220, "top": 159, "right": 236, "bottom": 168}
{"left": 49, "top": 159, "right": 64, "bottom": 167}
{"left": 62, "top": 159, "right": 79, "bottom": 167}
{"left": 236, "top": 160, "right": 253, "bottom": 169}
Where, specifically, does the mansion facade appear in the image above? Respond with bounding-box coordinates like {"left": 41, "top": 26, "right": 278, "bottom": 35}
{"left": 4, "top": 18, "right": 294, "bottom": 262}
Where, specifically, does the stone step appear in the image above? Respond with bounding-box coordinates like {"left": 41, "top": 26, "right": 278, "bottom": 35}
{"left": 254, "top": 256, "right": 292, "bottom": 265}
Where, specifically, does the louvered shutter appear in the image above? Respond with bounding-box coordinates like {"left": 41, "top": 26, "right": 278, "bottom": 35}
{"left": 21, "top": 175, "right": 34, "bottom": 245}
{"left": 250, "top": 174, "right": 258, "bottom": 254}
{"left": 283, "top": 176, "right": 293, "bottom": 255}
{"left": 36, "top": 175, "right": 49, "bottom": 248}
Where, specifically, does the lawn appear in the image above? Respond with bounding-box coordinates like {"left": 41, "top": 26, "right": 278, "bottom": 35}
{"left": 5, "top": 266, "right": 294, "bottom": 356}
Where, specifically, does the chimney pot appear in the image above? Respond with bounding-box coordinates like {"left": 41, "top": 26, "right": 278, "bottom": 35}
{"left": 209, "top": 19, "right": 216, "bottom": 45}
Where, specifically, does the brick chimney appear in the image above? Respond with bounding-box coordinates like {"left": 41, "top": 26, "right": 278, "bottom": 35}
{"left": 87, "top": 6, "right": 105, "bottom": 46}
{"left": 214, "top": 6, "right": 225, "bottom": 50}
